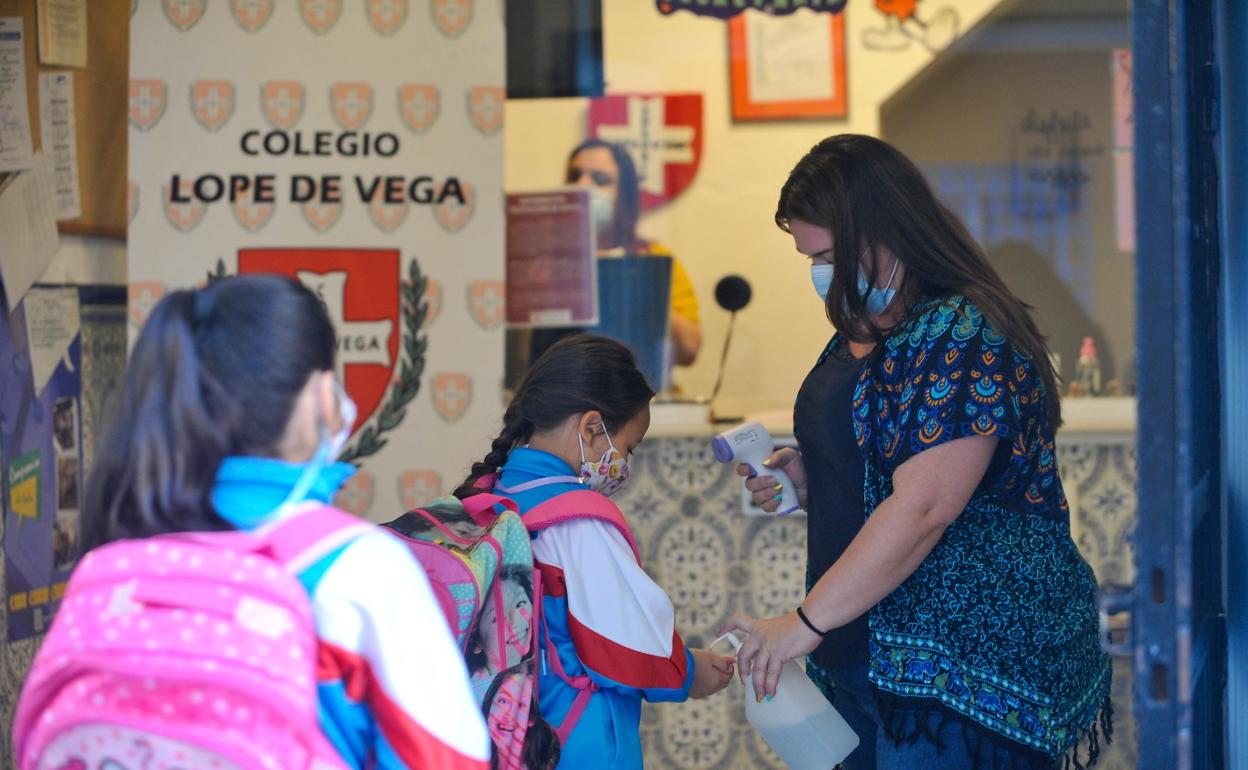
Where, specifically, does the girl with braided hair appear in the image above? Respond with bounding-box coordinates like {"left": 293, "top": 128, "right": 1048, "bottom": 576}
{"left": 456, "top": 334, "right": 734, "bottom": 770}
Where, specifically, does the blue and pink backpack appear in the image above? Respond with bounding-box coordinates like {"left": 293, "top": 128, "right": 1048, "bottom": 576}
{"left": 383, "top": 483, "right": 640, "bottom": 770}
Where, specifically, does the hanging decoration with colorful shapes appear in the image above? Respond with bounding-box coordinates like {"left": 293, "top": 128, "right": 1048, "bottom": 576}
{"left": 656, "top": 0, "right": 846, "bottom": 18}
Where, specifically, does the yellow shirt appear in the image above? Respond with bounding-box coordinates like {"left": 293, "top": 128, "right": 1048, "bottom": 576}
{"left": 645, "top": 243, "right": 700, "bottom": 324}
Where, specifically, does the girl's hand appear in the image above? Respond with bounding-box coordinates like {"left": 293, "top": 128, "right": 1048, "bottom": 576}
{"left": 737, "top": 448, "right": 808, "bottom": 511}
{"left": 718, "top": 611, "right": 821, "bottom": 703}
{"left": 689, "top": 648, "right": 736, "bottom": 699}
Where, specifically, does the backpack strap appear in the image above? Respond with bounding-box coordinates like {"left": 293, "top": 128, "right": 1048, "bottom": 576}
{"left": 255, "top": 503, "right": 373, "bottom": 574}
{"left": 461, "top": 492, "right": 520, "bottom": 525}
{"left": 522, "top": 490, "right": 641, "bottom": 563}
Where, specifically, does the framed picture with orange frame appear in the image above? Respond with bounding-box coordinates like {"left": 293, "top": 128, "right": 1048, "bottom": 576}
{"left": 728, "top": 11, "right": 848, "bottom": 121}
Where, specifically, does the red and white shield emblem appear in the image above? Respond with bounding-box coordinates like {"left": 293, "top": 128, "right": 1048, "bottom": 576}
{"left": 232, "top": 188, "right": 275, "bottom": 233}
{"left": 299, "top": 0, "right": 342, "bottom": 34}
{"left": 433, "top": 373, "right": 472, "bottom": 423}
{"left": 589, "top": 93, "right": 703, "bottom": 210}
{"left": 467, "top": 280, "right": 504, "bottom": 329}
{"left": 162, "top": 0, "right": 206, "bottom": 31}
{"left": 399, "top": 470, "right": 442, "bottom": 510}
{"left": 128, "top": 281, "right": 166, "bottom": 328}
{"left": 128, "top": 80, "right": 167, "bottom": 131}
{"left": 434, "top": 182, "right": 474, "bottom": 233}
{"left": 190, "top": 81, "right": 236, "bottom": 133}
{"left": 333, "top": 472, "right": 375, "bottom": 517}
{"left": 302, "top": 201, "right": 343, "bottom": 233}
{"left": 239, "top": 248, "right": 402, "bottom": 438}
{"left": 431, "top": 0, "right": 472, "bottom": 38}
{"left": 127, "top": 181, "right": 139, "bottom": 224}
{"left": 163, "top": 181, "right": 207, "bottom": 233}
{"left": 424, "top": 278, "right": 443, "bottom": 324}
{"left": 261, "top": 81, "right": 305, "bottom": 130}
{"left": 466, "top": 86, "right": 504, "bottom": 135}
{"left": 369, "top": 199, "right": 410, "bottom": 233}
{"left": 398, "top": 84, "right": 440, "bottom": 134}
{"left": 230, "top": 0, "right": 274, "bottom": 32}
{"left": 367, "top": 0, "right": 408, "bottom": 36}
{"left": 331, "top": 83, "right": 373, "bottom": 131}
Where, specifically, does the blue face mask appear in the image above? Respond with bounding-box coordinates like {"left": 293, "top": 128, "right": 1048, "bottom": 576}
{"left": 858, "top": 258, "right": 900, "bottom": 316}
{"left": 280, "top": 381, "right": 358, "bottom": 509}
{"left": 811, "top": 252, "right": 900, "bottom": 316}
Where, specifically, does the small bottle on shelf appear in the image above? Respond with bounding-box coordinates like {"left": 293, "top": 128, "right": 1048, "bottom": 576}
{"left": 1072, "top": 336, "right": 1102, "bottom": 397}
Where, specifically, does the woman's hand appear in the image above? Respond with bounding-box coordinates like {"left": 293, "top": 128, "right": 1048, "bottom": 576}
{"left": 689, "top": 648, "right": 736, "bottom": 699}
{"left": 737, "top": 448, "right": 808, "bottom": 511}
{"left": 718, "top": 612, "right": 821, "bottom": 703}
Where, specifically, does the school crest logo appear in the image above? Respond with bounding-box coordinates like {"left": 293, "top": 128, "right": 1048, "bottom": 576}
{"left": 431, "top": 0, "right": 472, "bottom": 38}
{"left": 333, "top": 472, "right": 375, "bottom": 516}
{"left": 589, "top": 93, "right": 703, "bottom": 210}
{"left": 399, "top": 470, "right": 442, "bottom": 510}
{"left": 299, "top": 0, "right": 342, "bottom": 34}
{"left": 127, "top": 181, "right": 139, "bottom": 224}
{"left": 230, "top": 0, "right": 274, "bottom": 32}
{"left": 128, "top": 80, "right": 167, "bottom": 131}
{"left": 302, "top": 201, "right": 343, "bottom": 233}
{"left": 162, "top": 0, "right": 206, "bottom": 31}
{"left": 232, "top": 188, "right": 274, "bottom": 233}
{"left": 369, "top": 199, "right": 410, "bottom": 233}
{"left": 331, "top": 83, "right": 373, "bottom": 131}
{"left": 424, "top": 278, "right": 442, "bottom": 324}
{"left": 434, "top": 182, "right": 473, "bottom": 233}
{"left": 468, "top": 280, "right": 504, "bottom": 329}
{"left": 128, "top": 281, "right": 166, "bottom": 328}
{"left": 367, "top": 0, "right": 408, "bottom": 36}
{"left": 467, "top": 86, "right": 504, "bottom": 135}
{"left": 239, "top": 250, "right": 431, "bottom": 464}
{"left": 163, "top": 181, "right": 207, "bottom": 233}
{"left": 261, "top": 81, "right": 305, "bottom": 130}
{"left": 398, "top": 84, "right": 440, "bottom": 134}
{"left": 433, "top": 373, "right": 472, "bottom": 423}
{"left": 190, "top": 81, "right": 236, "bottom": 133}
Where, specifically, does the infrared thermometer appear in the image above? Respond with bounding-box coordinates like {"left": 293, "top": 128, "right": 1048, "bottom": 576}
{"left": 712, "top": 422, "right": 801, "bottom": 516}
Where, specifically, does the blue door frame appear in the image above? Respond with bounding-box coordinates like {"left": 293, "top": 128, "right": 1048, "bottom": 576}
{"left": 1133, "top": 1, "right": 1229, "bottom": 767}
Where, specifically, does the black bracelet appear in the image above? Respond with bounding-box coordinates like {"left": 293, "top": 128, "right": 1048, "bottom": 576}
{"left": 795, "top": 606, "right": 828, "bottom": 637}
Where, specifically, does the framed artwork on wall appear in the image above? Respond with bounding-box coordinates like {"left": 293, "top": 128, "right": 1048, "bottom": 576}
{"left": 728, "top": 10, "right": 847, "bottom": 121}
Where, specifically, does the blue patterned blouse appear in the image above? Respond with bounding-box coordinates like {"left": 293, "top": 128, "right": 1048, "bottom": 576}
{"left": 851, "top": 295, "right": 1111, "bottom": 760}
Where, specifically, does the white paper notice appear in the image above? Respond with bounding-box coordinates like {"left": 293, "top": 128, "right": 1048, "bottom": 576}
{"left": 38, "top": 71, "right": 79, "bottom": 219}
{"left": 0, "top": 152, "right": 61, "bottom": 309}
{"left": 746, "top": 12, "right": 834, "bottom": 104}
{"left": 0, "top": 17, "right": 36, "bottom": 172}
{"left": 24, "top": 286, "right": 79, "bottom": 396}
{"left": 36, "top": 0, "right": 87, "bottom": 69}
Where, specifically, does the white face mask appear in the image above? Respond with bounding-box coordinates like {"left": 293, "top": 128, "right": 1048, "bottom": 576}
{"left": 578, "top": 428, "right": 630, "bottom": 497}
{"left": 588, "top": 187, "right": 616, "bottom": 233}
{"left": 329, "top": 380, "right": 357, "bottom": 459}
{"left": 281, "top": 379, "right": 357, "bottom": 508}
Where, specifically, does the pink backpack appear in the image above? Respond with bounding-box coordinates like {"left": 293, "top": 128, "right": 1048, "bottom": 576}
{"left": 384, "top": 486, "right": 640, "bottom": 770}
{"left": 13, "top": 503, "right": 370, "bottom": 770}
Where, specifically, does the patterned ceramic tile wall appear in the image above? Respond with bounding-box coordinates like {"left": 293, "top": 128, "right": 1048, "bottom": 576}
{"left": 617, "top": 436, "right": 1139, "bottom": 770}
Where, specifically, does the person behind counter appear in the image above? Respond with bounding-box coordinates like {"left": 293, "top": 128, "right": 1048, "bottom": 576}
{"left": 722, "top": 135, "right": 1112, "bottom": 770}
{"left": 521, "top": 140, "right": 702, "bottom": 378}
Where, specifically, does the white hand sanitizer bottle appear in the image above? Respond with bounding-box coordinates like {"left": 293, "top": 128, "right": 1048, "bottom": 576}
{"left": 713, "top": 632, "right": 860, "bottom": 770}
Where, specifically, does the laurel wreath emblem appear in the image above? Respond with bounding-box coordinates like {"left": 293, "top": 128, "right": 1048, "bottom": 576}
{"left": 205, "top": 256, "right": 428, "bottom": 466}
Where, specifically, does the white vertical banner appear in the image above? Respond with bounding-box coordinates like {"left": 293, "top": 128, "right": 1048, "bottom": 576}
{"left": 129, "top": 0, "right": 504, "bottom": 522}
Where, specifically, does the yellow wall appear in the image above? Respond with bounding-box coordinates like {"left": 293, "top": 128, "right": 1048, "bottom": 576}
{"left": 506, "top": 0, "right": 1005, "bottom": 417}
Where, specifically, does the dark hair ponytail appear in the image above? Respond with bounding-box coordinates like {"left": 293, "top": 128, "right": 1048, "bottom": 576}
{"left": 82, "top": 274, "right": 336, "bottom": 551}
{"left": 455, "top": 334, "right": 654, "bottom": 498}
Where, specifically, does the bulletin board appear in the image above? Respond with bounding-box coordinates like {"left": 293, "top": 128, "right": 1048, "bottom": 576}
{"left": 0, "top": 0, "right": 127, "bottom": 238}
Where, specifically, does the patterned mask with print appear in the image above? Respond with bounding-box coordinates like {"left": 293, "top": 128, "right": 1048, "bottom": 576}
{"left": 578, "top": 427, "right": 630, "bottom": 497}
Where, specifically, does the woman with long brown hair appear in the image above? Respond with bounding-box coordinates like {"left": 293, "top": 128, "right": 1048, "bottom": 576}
{"left": 722, "top": 135, "right": 1111, "bottom": 769}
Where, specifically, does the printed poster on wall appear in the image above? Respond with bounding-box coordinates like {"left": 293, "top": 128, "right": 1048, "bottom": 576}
{"left": 505, "top": 189, "right": 597, "bottom": 328}
{"left": 2, "top": 288, "right": 83, "bottom": 641}
{"left": 129, "top": 1, "right": 504, "bottom": 521}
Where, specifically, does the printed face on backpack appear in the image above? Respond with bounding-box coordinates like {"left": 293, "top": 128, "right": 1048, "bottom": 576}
{"left": 479, "top": 577, "right": 533, "bottom": 672}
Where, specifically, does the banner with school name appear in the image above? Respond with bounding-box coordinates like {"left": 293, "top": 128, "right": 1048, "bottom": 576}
{"left": 128, "top": 0, "right": 505, "bottom": 522}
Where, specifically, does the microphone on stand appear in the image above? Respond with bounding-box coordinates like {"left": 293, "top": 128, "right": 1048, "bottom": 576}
{"left": 710, "top": 275, "right": 752, "bottom": 403}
